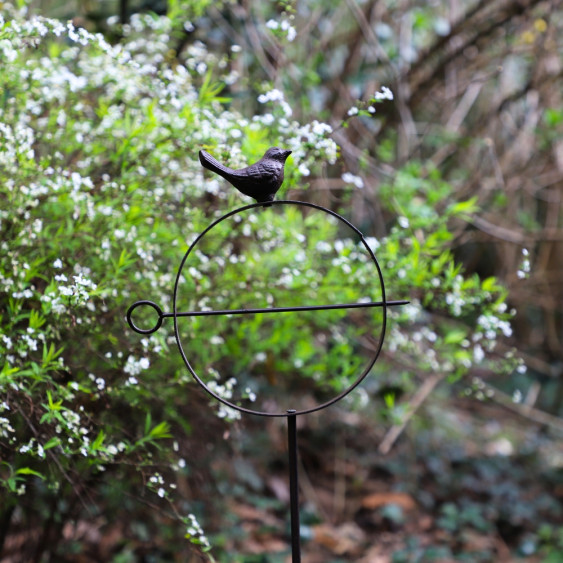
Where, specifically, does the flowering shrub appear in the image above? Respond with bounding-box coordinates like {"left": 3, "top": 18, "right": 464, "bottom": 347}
{"left": 0, "top": 3, "right": 342, "bottom": 558}
{"left": 0, "top": 1, "right": 522, "bottom": 559}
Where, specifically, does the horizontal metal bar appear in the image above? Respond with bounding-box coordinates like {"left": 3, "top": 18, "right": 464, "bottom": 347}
{"left": 166, "top": 300, "right": 409, "bottom": 318}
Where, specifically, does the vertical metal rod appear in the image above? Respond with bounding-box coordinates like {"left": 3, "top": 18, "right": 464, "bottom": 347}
{"left": 287, "top": 409, "right": 301, "bottom": 562}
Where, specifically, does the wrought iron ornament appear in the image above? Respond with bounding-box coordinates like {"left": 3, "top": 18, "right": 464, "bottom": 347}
{"left": 199, "top": 147, "right": 292, "bottom": 203}
{"left": 127, "top": 151, "right": 408, "bottom": 561}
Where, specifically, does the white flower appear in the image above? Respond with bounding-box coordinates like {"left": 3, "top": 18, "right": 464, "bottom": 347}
{"left": 124, "top": 355, "right": 149, "bottom": 376}
{"left": 374, "top": 86, "right": 394, "bottom": 101}
{"left": 364, "top": 237, "right": 380, "bottom": 252}
{"left": 267, "top": 18, "right": 296, "bottom": 41}
{"left": 0, "top": 39, "right": 18, "bottom": 63}
{"left": 258, "top": 89, "right": 281, "bottom": 103}
{"left": 257, "top": 89, "right": 292, "bottom": 116}
{"left": 316, "top": 240, "right": 332, "bottom": 253}
{"left": 473, "top": 345, "right": 485, "bottom": 363}
{"left": 341, "top": 172, "right": 364, "bottom": 189}
{"left": 502, "top": 324, "right": 513, "bottom": 337}
{"left": 347, "top": 106, "right": 359, "bottom": 116}
{"left": 434, "top": 17, "right": 451, "bottom": 37}
{"left": 312, "top": 121, "right": 332, "bottom": 135}
{"left": 512, "top": 389, "right": 522, "bottom": 403}
{"left": 51, "top": 298, "right": 66, "bottom": 314}
{"left": 53, "top": 258, "right": 63, "bottom": 268}
{"left": 280, "top": 20, "right": 297, "bottom": 41}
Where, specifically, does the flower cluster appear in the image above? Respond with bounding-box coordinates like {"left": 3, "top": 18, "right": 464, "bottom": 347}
{"left": 0, "top": 415, "right": 15, "bottom": 440}
{"left": 266, "top": 16, "right": 297, "bottom": 42}
{"left": 342, "top": 172, "right": 364, "bottom": 189}
{"left": 206, "top": 374, "right": 242, "bottom": 421}
{"left": 374, "top": 86, "right": 394, "bottom": 101}
{"left": 346, "top": 85, "right": 394, "bottom": 117}
{"left": 123, "top": 355, "right": 150, "bottom": 385}
{"left": 184, "top": 513, "right": 211, "bottom": 551}
{"left": 517, "top": 248, "right": 531, "bottom": 279}
{"left": 254, "top": 88, "right": 338, "bottom": 175}
{"left": 258, "top": 88, "right": 293, "bottom": 117}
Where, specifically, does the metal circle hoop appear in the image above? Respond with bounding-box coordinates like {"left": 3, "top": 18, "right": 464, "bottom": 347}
{"left": 126, "top": 300, "right": 164, "bottom": 335}
{"left": 173, "top": 200, "right": 387, "bottom": 417}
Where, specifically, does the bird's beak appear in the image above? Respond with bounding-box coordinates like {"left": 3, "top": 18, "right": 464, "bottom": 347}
{"left": 284, "top": 150, "right": 292, "bottom": 158}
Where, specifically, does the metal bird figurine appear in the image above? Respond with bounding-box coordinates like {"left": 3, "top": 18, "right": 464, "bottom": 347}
{"left": 199, "top": 147, "right": 292, "bottom": 203}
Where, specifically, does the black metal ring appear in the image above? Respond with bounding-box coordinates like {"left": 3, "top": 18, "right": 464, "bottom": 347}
{"left": 173, "top": 200, "right": 387, "bottom": 418}
{"left": 126, "top": 300, "right": 164, "bottom": 335}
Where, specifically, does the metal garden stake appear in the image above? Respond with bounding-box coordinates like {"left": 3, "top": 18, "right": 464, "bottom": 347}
{"left": 127, "top": 158, "right": 408, "bottom": 561}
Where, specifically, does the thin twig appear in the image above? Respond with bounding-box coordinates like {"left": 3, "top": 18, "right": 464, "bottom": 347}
{"left": 479, "top": 381, "right": 563, "bottom": 432}
{"left": 378, "top": 373, "right": 446, "bottom": 454}
{"left": 469, "top": 215, "right": 527, "bottom": 244}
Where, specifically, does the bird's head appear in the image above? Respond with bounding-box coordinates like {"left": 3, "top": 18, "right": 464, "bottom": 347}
{"left": 263, "top": 147, "right": 292, "bottom": 163}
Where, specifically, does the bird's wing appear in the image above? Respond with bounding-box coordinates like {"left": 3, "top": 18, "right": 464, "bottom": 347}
{"left": 234, "top": 160, "right": 280, "bottom": 186}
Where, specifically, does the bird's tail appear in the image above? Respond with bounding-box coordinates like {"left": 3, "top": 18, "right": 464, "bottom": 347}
{"left": 198, "top": 150, "right": 235, "bottom": 178}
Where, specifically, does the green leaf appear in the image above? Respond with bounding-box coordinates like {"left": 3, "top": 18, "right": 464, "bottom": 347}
{"left": 16, "top": 467, "right": 45, "bottom": 480}
{"left": 148, "top": 421, "right": 172, "bottom": 440}
{"left": 42, "top": 342, "right": 64, "bottom": 368}
{"left": 144, "top": 412, "right": 152, "bottom": 436}
{"left": 444, "top": 328, "right": 467, "bottom": 344}
{"left": 29, "top": 309, "right": 46, "bottom": 330}
{"left": 383, "top": 392, "right": 396, "bottom": 408}
{"left": 544, "top": 108, "right": 563, "bottom": 126}
{"left": 447, "top": 197, "right": 479, "bottom": 217}
{"left": 198, "top": 70, "right": 230, "bottom": 105}
{"left": 46, "top": 390, "right": 62, "bottom": 411}
{"left": 481, "top": 277, "right": 499, "bottom": 292}
{"left": 1, "top": 362, "right": 20, "bottom": 380}
{"left": 91, "top": 430, "right": 106, "bottom": 451}
{"left": 43, "top": 437, "right": 61, "bottom": 450}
